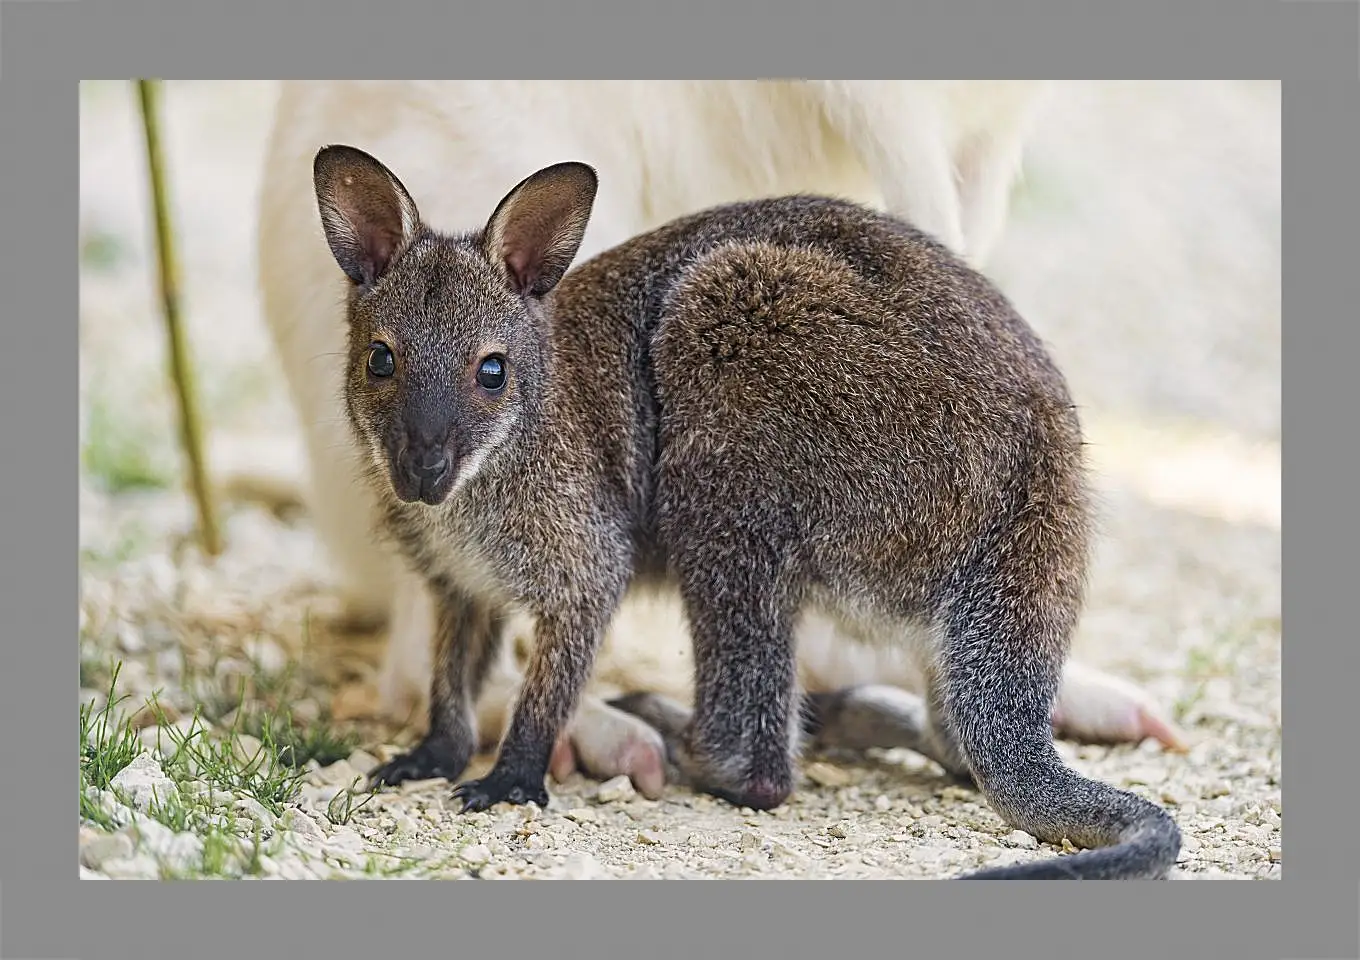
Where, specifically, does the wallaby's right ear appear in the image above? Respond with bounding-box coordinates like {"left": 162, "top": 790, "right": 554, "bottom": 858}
{"left": 313, "top": 145, "right": 421, "bottom": 289}
{"left": 482, "top": 162, "right": 598, "bottom": 298}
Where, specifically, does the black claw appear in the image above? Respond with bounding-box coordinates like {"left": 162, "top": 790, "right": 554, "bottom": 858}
{"left": 366, "top": 738, "right": 470, "bottom": 790}
{"left": 451, "top": 771, "right": 550, "bottom": 812}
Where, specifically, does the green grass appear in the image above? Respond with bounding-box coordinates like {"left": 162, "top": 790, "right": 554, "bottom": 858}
{"left": 79, "top": 662, "right": 144, "bottom": 790}
{"left": 148, "top": 692, "right": 306, "bottom": 819}
{"left": 325, "top": 776, "right": 377, "bottom": 827}
{"left": 81, "top": 396, "right": 172, "bottom": 494}
{"left": 81, "top": 644, "right": 373, "bottom": 878}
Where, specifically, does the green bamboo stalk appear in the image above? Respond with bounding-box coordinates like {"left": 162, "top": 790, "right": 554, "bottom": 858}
{"left": 135, "top": 79, "right": 223, "bottom": 558}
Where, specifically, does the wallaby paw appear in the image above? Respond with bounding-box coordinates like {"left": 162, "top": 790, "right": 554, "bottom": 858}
{"left": 451, "top": 767, "right": 550, "bottom": 812}
{"left": 368, "top": 736, "right": 471, "bottom": 788}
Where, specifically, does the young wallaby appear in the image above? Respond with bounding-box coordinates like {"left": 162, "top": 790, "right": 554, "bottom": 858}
{"left": 313, "top": 144, "right": 1182, "bottom": 879}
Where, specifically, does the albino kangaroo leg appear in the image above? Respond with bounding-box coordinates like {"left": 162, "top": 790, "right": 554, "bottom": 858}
{"left": 376, "top": 565, "right": 436, "bottom": 725}
{"left": 812, "top": 81, "right": 967, "bottom": 254}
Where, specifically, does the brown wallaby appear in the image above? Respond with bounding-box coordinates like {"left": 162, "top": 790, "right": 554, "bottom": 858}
{"left": 313, "top": 143, "right": 1182, "bottom": 880}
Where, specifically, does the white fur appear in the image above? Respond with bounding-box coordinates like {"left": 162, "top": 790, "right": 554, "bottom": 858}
{"left": 255, "top": 80, "right": 1175, "bottom": 763}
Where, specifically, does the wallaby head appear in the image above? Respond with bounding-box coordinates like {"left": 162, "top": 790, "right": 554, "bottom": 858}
{"left": 312, "top": 144, "right": 598, "bottom": 506}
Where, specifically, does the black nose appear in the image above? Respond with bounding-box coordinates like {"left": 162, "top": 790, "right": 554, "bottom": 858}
{"left": 409, "top": 450, "right": 449, "bottom": 483}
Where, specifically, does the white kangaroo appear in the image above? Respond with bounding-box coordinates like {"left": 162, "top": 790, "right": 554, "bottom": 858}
{"left": 256, "top": 80, "right": 1183, "bottom": 799}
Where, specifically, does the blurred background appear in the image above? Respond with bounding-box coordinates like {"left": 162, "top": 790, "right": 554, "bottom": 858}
{"left": 77, "top": 82, "right": 1281, "bottom": 877}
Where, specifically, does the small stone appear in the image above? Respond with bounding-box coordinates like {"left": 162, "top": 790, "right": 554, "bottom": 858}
{"left": 738, "top": 831, "right": 762, "bottom": 851}
{"left": 1268, "top": 847, "right": 1281, "bottom": 862}
{"left": 101, "top": 853, "right": 161, "bottom": 879}
{"left": 393, "top": 815, "right": 418, "bottom": 837}
{"left": 636, "top": 829, "right": 663, "bottom": 845}
{"left": 233, "top": 797, "right": 275, "bottom": 825}
{"left": 118, "top": 660, "right": 151, "bottom": 696}
{"left": 109, "top": 754, "right": 177, "bottom": 812}
{"left": 1060, "top": 838, "right": 1078, "bottom": 854}
{"left": 232, "top": 735, "right": 265, "bottom": 767}
{"left": 827, "top": 822, "right": 849, "bottom": 840}
{"left": 563, "top": 807, "right": 597, "bottom": 824}
{"left": 873, "top": 794, "right": 891, "bottom": 812}
{"left": 243, "top": 637, "right": 287, "bottom": 675}
{"left": 154, "top": 649, "right": 183, "bottom": 684}
{"left": 291, "top": 700, "right": 321, "bottom": 725}
{"left": 460, "top": 844, "right": 492, "bottom": 865}
{"left": 552, "top": 852, "right": 605, "bottom": 879}
{"left": 1004, "top": 830, "right": 1039, "bottom": 849}
{"left": 346, "top": 750, "right": 379, "bottom": 776}
{"left": 1201, "top": 781, "right": 1232, "bottom": 799}
{"left": 116, "top": 621, "right": 145, "bottom": 654}
{"left": 805, "top": 762, "right": 851, "bottom": 788}
{"left": 80, "top": 831, "right": 134, "bottom": 870}
{"left": 281, "top": 808, "right": 324, "bottom": 839}
{"left": 595, "top": 775, "right": 636, "bottom": 803}
{"left": 1120, "top": 767, "right": 1166, "bottom": 787}
{"left": 319, "top": 759, "right": 361, "bottom": 787}
{"left": 127, "top": 821, "right": 203, "bottom": 872}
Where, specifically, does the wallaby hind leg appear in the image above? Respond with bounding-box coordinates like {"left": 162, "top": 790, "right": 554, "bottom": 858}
{"left": 652, "top": 541, "right": 802, "bottom": 811}
{"left": 802, "top": 686, "right": 973, "bottom": 783}
{"left": 612, "top": 683, "right": 975, "bottom": 789}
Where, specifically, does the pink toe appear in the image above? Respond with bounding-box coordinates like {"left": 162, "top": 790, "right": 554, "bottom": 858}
{"left": 1140, "top": 707, "right": 1189, "bottom": 753}
{"left": 623, "top": 742, "right": 667, "bottom": 800}
{"left": 549, "top": 735, "right": 578, "bottom": 783}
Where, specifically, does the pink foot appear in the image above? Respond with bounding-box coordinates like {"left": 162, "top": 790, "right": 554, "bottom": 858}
{"left": 555, "top": 698, "right": 669, "bottom": 799}
{"left": 1053, "top": 662, "right": 1188, "bottom": 752}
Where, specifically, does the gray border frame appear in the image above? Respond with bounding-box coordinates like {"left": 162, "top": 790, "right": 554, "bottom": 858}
{"left": 8, "top": 0, "right": 1354, "bottom": 958}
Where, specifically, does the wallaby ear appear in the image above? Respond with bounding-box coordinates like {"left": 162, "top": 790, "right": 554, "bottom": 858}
{"left": 482, "top": 162, "right": 598, "bottom": 297}
{"left": 313, "top": 145, "right": 421, "bottom": 288}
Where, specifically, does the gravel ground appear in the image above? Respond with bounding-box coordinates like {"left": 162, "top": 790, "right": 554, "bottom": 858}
{"left": 77, "top": 80, "right": 1281, "bottom": 880}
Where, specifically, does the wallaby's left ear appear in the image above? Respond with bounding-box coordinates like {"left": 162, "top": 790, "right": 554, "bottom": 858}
{"left": 482, "top": 162, "right": 598, "bottom": 297}
{"left": 313, "top": 144, "right": 422, "bottom": 289}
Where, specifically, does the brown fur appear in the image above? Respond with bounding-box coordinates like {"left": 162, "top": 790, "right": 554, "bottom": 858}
{"left": 312, "top": 145, "right": 1181, "bottom": 879}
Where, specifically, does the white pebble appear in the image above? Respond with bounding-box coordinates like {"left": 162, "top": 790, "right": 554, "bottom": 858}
{"left": 100, "top": 853, "right": 161, "bottom": 879}
{"left": 80, "top": 831, "right": 134, "bottom": 870}
{"left": 346, "top": 750, "right": 379, "bottom": 776}
{"left": 109, "top": 754, "right": 177, "bottom": 812}
{"left": 596, "top": 775, "right": 636, "bottom": 803}
{"left": 460, "top": 844, "right": 492, "bottom": 865}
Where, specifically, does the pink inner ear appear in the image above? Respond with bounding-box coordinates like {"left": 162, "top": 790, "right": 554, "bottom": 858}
{"left": 503, "top": 243, "right": 538, "bottom": 294}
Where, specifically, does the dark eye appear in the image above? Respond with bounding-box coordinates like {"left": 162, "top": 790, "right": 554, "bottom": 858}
{"left": 476, "top": 355, "right": 507, "bottom": 392}
{"left": 367, "top": 342, "right": 395, "bottom": 378}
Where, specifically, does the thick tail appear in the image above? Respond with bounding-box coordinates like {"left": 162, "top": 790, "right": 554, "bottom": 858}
{"left": 957, "top": 754, "right": 1181, "bottom": 879}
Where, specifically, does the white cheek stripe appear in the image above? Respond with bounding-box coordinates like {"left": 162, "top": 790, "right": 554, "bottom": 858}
{"left": 452, "top": 420, "right": 515, "bottom": 494}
